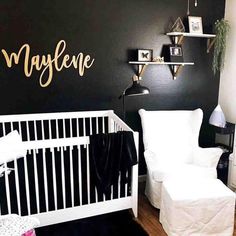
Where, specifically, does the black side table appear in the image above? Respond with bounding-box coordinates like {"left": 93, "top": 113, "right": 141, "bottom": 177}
{"left": 211, "top": 122, "right": 235, "bottom": 185}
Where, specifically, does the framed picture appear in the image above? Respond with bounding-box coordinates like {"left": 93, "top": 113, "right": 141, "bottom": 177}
{"left": 188, "top": 16, "right": 203, "bottom": 34}
{"left": 138, "top": 49, "right": 153, "bottom": 62}
{"left": 169, "top": 45, "right": 183, "bottom": 57}
{"left": 161, "top": 44, "right": 184, "bottom": 62}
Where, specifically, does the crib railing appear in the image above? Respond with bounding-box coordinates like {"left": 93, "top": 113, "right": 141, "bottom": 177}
{"left": 0, "top": 110, "right": 116, "bottom": 140}
{"left": 0, "top": 110, "right": 138, "bottom": 227}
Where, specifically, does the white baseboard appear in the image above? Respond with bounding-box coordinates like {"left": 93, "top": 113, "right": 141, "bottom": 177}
{"left": 138, "top": 175, "right": 146, "bottom": 183}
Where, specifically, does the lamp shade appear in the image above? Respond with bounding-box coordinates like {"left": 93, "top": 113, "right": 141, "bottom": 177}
{"left": 209, "top": 105, "right": 226, "bottom": 128}
{"left": 124, "top": 81, "right": 150, "bottom": 96}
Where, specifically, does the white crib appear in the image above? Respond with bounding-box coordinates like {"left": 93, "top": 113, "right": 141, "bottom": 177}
{"left": 0, "top": 110, "right": 138, "bottom": 227}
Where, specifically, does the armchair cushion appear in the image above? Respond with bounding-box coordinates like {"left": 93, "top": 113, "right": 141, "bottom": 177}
{"left": 144, "top": 150, "right": 217, "bottom": 182}
{"left": 151, "top": 163, "right": 217, "bottom": 182}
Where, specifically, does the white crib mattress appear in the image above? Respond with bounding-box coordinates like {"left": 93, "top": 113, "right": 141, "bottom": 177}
{"left": 0, "top": 214, "right": 39, "bottom": 236}
{"left": 160, "top": 179, "right": 236, "bottom": 236}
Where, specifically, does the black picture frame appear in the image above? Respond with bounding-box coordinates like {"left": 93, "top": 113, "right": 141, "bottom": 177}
{"left": 137, "top": 49, "right": 153, "bottom": 62}
{"left": 162, "top": 44, "right": 184, "bottom": 62}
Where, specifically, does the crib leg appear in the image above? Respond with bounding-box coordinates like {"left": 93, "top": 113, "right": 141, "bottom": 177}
{"left": 131, "top": 132, "right": 139, "bottom": 218}
{"left": 131, "top": 164, "right": 138, "bottom": 218}
{"left": 132, "top": 203, "right": 138, "bottom": 218}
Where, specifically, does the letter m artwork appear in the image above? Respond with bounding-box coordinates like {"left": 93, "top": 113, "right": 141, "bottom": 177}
{"left": 1, "top": 44, "right": 32, "bottom": 77}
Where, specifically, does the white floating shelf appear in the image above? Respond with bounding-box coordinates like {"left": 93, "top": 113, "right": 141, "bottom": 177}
{"left": 166, "top": 32, "right": 216, "bottom": 53}
{"left": 129, "top": 61, "right": 194, "bottom": 80}
{"left": 166, "top": 32, "right": 216, "bottom": 38}
{"left": 129, "top": 61, "right": 194, "bottom": 66}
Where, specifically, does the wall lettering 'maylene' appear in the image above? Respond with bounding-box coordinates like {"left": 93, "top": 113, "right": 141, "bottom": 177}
{"left": 1, "top": 40, "right": 95, "bottom": 88}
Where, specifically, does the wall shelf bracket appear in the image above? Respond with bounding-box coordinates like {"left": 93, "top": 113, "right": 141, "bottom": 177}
{"left": 207, "top": 37, "right": 216, "bottom": 53}
{"left": 171, "top": 35, "right": 185, "bottom": 45}
{"left": 170, "top": 65, "right": 184, "bottom": 80}
{"left": 137, "top": 64, "right": 148, "bottom": 79}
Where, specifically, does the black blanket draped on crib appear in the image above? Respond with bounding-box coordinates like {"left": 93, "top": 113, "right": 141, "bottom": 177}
{"left": 89, "top": 131, "right": 138, "bottom": 194}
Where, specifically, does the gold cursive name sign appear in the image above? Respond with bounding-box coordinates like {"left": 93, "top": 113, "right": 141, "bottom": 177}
{"left": 1, "top": 40, "right": 95, "bottom": 87}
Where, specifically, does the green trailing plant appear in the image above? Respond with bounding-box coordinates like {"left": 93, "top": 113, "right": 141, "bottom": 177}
{"left": 212, "top": 19, "right": 230, "bottom": 75}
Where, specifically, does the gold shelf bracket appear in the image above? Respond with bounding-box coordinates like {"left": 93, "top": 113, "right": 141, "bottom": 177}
{"left": 207, "top": 38, "right": 216, "bottom": 53}
{"left": 170, "top": 65, "right": 184, "bottom": 80}
{"left": 171, "top": 35, "right": 185, "bottom": 45}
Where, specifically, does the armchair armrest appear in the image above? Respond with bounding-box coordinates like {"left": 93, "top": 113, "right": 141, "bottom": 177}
{"left": 144, "top": 150, "right": 163, "bottom": 172}
{"left": 192, "top": 147, "right": 223, "bottom": 168}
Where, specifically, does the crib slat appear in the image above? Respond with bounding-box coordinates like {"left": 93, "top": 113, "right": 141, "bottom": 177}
{"left": 61, "top": 147, "right": 66, "bottom": 209}
{"left": 108, "top": 117, "right": 115, "bottom": 133}
{"left": 10, "top": 122, "right": 13, "bottom": 132}
{"left": 14, "top": 158, "right": 21, "bottom": 215}
{"left": 70, "top": 119, "right": 73, "bottom": 138}
{"left": 2, "top": 123, "right": 6, "bottom": 135}
{"left": 96, "top": 117, "right": 99, "bottom": 134}
{"left": 111, "top": 185, "right": 113, "bottom": 200}
{"left": 102, "top": 117, "right": 105, "bottom": 134}
{"left": 4, "top": 161, "right": 11, "bottom": 214}
{"left": 78, "top": 146, "right": 82, "bottom": 206}
{"left": 33, "top": 150, "right": 40, "bottom": 214}
{"left": 18, "top": 122, "right": 22, "bottom": 137}
{"left": 41, "top": 120, "right": 45, "bottom": 140}
{"left": 86, "top": 145, "right": 90, "bottom": 204}
{"left": 89, "top": 118, "right": 92, "bottom": 135}
{"left": 83, "top": 118, "right": 86, "bottom": 148}
{"left": 43, "top": 149, "right": 49, "bottom": 212}
{"left": 125, "top": 171, "right": 128, "bottom": 197}
{"left": 48, "top": 120, "right": 52, "bottom": 139}
{"left": 24, "top": 155, "right": 31, "bottom": 215}
{"left": 26, "top": 121, "right": 30, "bottom": 141}
{"left": 118, "top": 173, "right": 121, "bottom": 199}
{"left": 83, "top": 118, "right": 86, "bottom": 136}
{"left": 63, "top": 119, "right": 66, "bottom": 139}
{"left": 95, "top": 187, "right": 98, "bottom": 203}
{"left": 70, "top": 147, "right": 74, "bottom": 207}
{"left": 51, "top": 148, "right": 58, "bottom": 210}
{"left": 56, "top": 120, "right": 59, "bottom": 139}
{"left": 77, "top": 118, "right": 80, "bottom": 136}
{"left": 33, "top": 121, "right": 38, "bottom": 140}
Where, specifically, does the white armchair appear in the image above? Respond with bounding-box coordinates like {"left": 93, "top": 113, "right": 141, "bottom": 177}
{"left": 139, "top": 108, "right": 223, "bottom": 209}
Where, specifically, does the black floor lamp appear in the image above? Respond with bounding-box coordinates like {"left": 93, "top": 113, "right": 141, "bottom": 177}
{"left": 119, "top": 75, "right": 150, "bottom": 121}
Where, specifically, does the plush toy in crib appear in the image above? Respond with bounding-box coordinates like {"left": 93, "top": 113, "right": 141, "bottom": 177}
{"left": 0, "top": 130, "right": 40, "bottom": 236}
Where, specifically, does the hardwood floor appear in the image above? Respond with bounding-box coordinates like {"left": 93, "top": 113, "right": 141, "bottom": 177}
{"left": 136, "top": 182, "right": 236, "bottom": 236}
{"left": 136, "top": 182, "right": 167, "bottom": 236}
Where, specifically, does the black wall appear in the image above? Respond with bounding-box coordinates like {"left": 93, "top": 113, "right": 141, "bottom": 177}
{"left": 0, "top": 0, "right": 225, "bottom": 174}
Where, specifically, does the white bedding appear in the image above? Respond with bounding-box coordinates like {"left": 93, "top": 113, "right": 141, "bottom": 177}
{"left": 0, "top": 214, "right": 39, "bottom": 236}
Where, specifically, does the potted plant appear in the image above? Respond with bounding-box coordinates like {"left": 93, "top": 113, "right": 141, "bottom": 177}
{"left": 212, "top": 18, "right": 230, "bottom": 75}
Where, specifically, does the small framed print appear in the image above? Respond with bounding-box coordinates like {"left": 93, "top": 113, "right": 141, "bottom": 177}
{"left": 138, "top": 49, "right": 153, "bottom": 62}
{"left": 188, "top": 16, "right": 203, "bottom": 34}
{"left": 169, "top": 45, "right": 183, "bottom": 57}
{"left": 161, "top": 44, "right": 183, "bottom": 62}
